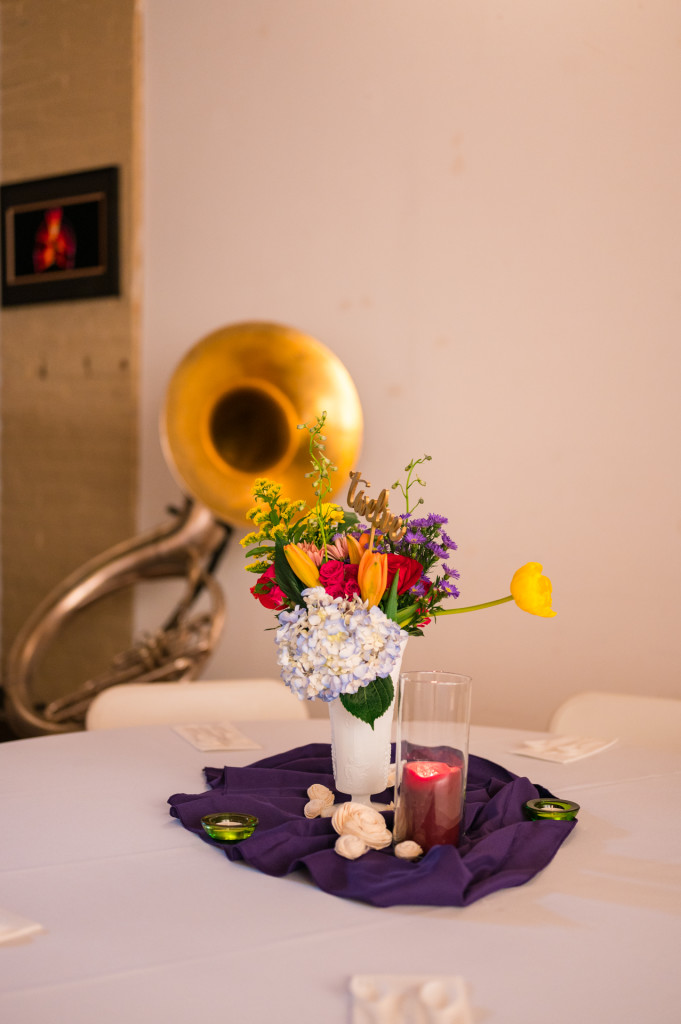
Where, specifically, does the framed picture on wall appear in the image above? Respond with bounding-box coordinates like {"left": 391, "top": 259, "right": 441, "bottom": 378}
{"left": 1, "top": 166, "right": 119, "bottom": 307}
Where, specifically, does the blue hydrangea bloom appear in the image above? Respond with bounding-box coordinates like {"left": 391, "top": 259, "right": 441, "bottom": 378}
{"left": 275, "top": 587, "right": 406, "bottom": 702}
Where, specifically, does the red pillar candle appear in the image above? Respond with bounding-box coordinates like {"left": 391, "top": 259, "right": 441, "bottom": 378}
{"left": 398, "top": 760, "right": 463, "bottom": 850}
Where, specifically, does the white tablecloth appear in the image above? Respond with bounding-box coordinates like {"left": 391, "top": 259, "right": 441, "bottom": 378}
{"left": 1, "top": 720, "right": 679, "bottom": 1023}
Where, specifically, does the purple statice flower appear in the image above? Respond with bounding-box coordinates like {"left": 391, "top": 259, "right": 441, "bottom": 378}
{"left": 426, "top": 542, "right": 450, "bottom": 560}
{"left": 441, "top": 579, "right": 460, "bottom": 598}
{"left": 443, "top": 563, "right": 460, "bottom": 579}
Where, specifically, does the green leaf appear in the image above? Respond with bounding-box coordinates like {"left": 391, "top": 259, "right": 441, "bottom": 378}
{"left": 383, "top": 573, "right": 400, "bottom": 623}
{"left": 244, "top": 544, "right": 275, "bottom": 558}
{"left": 340, "top": 675, "right": 394, "bottom": 729}
{"left": 290, "top": 519, "right": 307, "bottom": 542}
{"left": 339, "top": 511, "right": 360, "bottom": 531}
{"left": 273, "top": 538, "right": 305, "bottom": 605}
{"left": 395, "top": 603, "right": 417, "bottom": 626}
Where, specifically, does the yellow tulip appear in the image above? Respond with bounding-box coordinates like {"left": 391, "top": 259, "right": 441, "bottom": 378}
{"left": 284, "top": 544, "right": 320, "bottom": 588}
{"left": 358, "top": 550, "right": 388, "bottom": 608}
{"left": 510, "top": 562, "right": 556, "bottom": 618}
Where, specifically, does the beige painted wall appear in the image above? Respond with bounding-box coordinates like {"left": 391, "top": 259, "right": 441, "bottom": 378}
{"left": 137, "top": 2, "right": 677, "bottom": 729}
{"left": 1, "top": 0, "right": 141, "bottom": 713}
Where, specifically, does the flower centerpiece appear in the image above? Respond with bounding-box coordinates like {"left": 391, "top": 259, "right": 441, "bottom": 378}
{"left": 242, "top": 413, "right": 555, "bottom": 804}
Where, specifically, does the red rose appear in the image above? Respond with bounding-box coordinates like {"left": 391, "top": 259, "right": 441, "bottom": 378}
{"left": 342, "top": 563, "right": 361, "bottom": 599}
{"left": 386, "top": 554, "right": 423, "bottom": 595}
{"left": 319, "top": 560, "right": 360, "bottom": 599}
{"left": 250, "top": 565, "right": 287, "bottom": 611}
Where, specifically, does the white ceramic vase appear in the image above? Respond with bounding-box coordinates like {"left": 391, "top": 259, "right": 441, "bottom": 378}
{"left": 328, "top": 645, "right": 405, "bottom": 807}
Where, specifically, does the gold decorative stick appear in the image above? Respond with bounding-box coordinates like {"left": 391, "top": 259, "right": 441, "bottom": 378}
{"left": 347, "top": 471, "right": 407, "bottom": 547}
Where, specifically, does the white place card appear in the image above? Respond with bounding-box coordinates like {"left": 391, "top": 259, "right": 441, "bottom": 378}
{"left": 510, "top": 734, "right": 618, "bottom": 763}
{"left": 172, "top": 723, "right": 262, "bottom": 752}
{"left": 0, "top": 908, "right": 44, "bottom": 946}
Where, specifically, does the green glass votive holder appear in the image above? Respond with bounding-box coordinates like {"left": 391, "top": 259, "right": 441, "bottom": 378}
{"left": 201, "top": 813, "right": 259, "bottom": 842}
{"left": 523, "top": 798, "right": 580, "bottom": 821}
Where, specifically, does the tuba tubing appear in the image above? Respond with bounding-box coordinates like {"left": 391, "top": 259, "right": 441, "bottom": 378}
{"left": 5, "top": 501, "right": 228, "bottom": 737}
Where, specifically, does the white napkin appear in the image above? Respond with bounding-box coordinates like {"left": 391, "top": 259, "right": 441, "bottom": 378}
{"left": 0, "top": 908, "right": 44, "bottom": 946}
{"left": 173, "top": 723, "right": 262, "bottom": 751}
{"left": 510, "top": 734, "right": 618, "bottom": 763}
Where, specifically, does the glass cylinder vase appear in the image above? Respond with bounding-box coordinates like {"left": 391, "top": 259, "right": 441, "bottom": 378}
{"left": 393, "top": 670, "right": 472, "bottom": 851}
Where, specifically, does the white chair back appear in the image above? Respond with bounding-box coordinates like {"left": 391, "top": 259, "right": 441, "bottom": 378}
{"left": 85, "top": 679, "right": 308, "bottom": 730}
{"left": 549, "top": 691, "right": 681, "bottom": 751}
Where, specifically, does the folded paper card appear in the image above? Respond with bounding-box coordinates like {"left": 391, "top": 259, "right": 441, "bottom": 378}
{"left": 173, "top": 723, "right": 262, "bottom": 752}
{"left": 510, "top": 735, "right": 618, "bottom": 764}
{"left": 168, "top": 743, "right": 576, "bottom": 907}
{"left": 350, "top": 974, "right": 473, "bottom": 1024}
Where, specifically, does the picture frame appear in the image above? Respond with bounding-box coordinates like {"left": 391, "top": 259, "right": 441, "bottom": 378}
{"left": 1, "top": 166, "right": 120, "bottom": 307}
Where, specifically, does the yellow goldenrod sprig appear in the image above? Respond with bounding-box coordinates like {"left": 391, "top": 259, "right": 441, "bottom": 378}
{"left": 240, "top": 477, "right": 306, "bottom": 572}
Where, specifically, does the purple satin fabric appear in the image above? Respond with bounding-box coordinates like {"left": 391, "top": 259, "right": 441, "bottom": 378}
{"left": 168, "top": 743, "right": 576, "bottom": 907}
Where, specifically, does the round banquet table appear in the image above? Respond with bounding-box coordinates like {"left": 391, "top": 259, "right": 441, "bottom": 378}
{"left": 0, "top": 719, "right": 679, "bottom": 1023}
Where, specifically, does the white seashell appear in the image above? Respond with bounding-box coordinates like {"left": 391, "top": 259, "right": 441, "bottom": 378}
{"left": 303, "top": 783, "right": 335, "bottom": 818}
{"left": 349, "top": 977, "right": 379, "bottom": 1001}
{"left": 331, "top": 801, "right": 392, "bottom": 850}
{"left": 307, "top": 784, "right": 334, "bottom": 806}
{"left": 394, "top": 840, "right": 423, "bottom": 860}
{"left": 419, "top": 979, "right": 449, "bottom": 1010}
{"left": 304, "top": 798, "right": 325, "bottom": 819}
{"left": 335, "top": 834, "right": 369, "bottom": 860}
{"left": 364, "top": 828, "right": 392, "bottom": 850}
{"left": 331, "top": 800, "right": 382, "bottom": 835}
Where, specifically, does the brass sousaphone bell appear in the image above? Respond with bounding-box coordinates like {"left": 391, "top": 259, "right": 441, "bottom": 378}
{"left": 4, "top": 322, "right": 363, "bottom": 737}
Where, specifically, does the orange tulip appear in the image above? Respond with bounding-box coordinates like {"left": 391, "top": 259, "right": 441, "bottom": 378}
{"left": 283, "top": 544, "right": 320, "bottom": 588}
{"left": 358, "top": 550, "right": 388, "bottom": 607}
